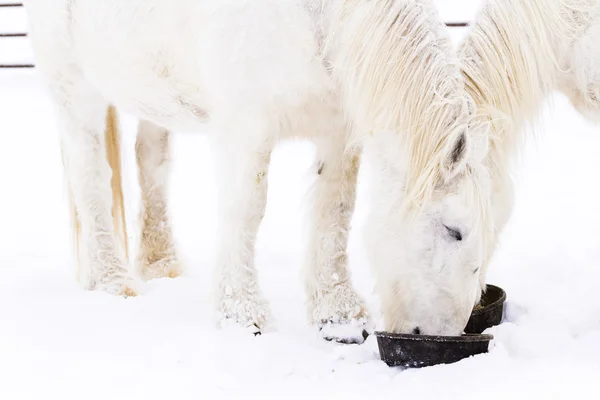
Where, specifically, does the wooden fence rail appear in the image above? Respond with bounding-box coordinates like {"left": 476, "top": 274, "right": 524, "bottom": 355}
{"left": 0, "top": 3, "right": 469, "bottom": 69}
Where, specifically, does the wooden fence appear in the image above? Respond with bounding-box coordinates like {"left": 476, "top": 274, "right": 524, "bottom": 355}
{"left": 0, "top": 2, "right": 32, "bottom": 68}
{"left": 0, "top": 2, "right": 469, "bottom": 69}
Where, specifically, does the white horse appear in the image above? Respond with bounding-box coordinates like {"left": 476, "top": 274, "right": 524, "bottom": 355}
{"left": 23, "top": 0, "right": 493, "bottom": 342}
{"left": 458, "top": 0, "right": 600, "bottom": 285}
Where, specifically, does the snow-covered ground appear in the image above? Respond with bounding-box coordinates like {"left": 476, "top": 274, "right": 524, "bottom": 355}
{"left": 2, "top": 2, "right": 600, "bottom": 399}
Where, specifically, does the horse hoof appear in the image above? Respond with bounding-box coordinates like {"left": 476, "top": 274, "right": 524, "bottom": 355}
{"left": 220, "top": 318, "right": 265, "bottom": 337}
{"left": 217, "top": 288, "right": 272, "bottom": 334}
{"left": 95, "top": 280, "right": 138, "bottom": 297}
{"left": 138, "top": 258, "right": 182, "bottom": 281}
{"left": 319, "top": 318, "right": 371, "bottom": 344}
{"left": 121, "top": 286, "right": 138, "bottom": 297}
{"left": 87, "top": 270, "right": 139, "bottom": 297}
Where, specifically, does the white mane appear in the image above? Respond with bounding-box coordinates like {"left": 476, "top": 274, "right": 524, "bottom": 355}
{"left": 326, "top": 0, "right": 476, "bottom": 212}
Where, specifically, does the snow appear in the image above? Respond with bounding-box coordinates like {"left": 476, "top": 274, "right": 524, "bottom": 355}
{"left": 2, "top": 1, "right": 600, "bottom": 399}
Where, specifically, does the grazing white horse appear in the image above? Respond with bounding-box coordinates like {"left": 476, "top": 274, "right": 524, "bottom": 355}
{"left": 458, "top": 0, "right": 600, "bottom": 283}
{"left": 23, "top": 0, "right": 493, "bottom": 342}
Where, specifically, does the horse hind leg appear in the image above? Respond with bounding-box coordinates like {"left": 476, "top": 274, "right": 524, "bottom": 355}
{"left": 304, "top": 137, "right": 371, "bottom": 344}
{"left": 54, "top": 72, "right": 136, "bottom": 296}
{"left": 135, "top": 121, "right": 181, "bottom": 281}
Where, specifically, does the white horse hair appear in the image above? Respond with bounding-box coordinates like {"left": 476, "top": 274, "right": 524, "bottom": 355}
{"left": 459, "top": 0, "right": 600, "bottom": 285}
{"left": 23, "top": 0, "right": 493, "bottom": 342}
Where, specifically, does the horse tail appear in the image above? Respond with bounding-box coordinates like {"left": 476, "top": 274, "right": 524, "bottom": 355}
{"left": 66, "top": 179, "right": 82, "bottom": 281}
{"left": 105, "top": 105, "right": 129, "bottom": 262}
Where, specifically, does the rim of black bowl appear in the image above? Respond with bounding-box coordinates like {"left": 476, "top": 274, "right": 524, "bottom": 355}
{"left": 471, "top": 284, "right": 507, "bottom": 316}
{"left": 374, "top": 331, "right": 494, "bottom": 342}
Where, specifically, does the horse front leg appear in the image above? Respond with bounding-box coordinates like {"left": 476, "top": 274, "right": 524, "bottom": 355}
{"left": 304, "top": 137, "right": 371, "bottom": 344}
{"left": 213, "top": 132, "right": 273, "bottom": 334}
{"left": 135, "top": 121, "right": 181, "bottom": 281}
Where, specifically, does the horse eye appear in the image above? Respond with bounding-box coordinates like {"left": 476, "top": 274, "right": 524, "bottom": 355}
{"left": 444, "top": 225, "right": 463, "bottom": 241}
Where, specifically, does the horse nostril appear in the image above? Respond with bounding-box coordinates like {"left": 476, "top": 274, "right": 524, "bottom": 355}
{"left": 412, "top": 327, "right": 421, "bottom": 335}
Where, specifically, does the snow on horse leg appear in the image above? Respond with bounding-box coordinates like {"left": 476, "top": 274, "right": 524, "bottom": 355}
{"left": 135, "top": 121, "right": 182, "bottom": 281}
{"left": 303, "top": 137, "right": 371, "bottom": 344}
{"left": 213, "top": 126, "right": 274, "bottom": 333}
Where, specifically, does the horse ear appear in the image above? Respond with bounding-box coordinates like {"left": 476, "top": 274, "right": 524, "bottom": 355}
{"left": 440, "top": 131, "right": 470, "bottom": 182}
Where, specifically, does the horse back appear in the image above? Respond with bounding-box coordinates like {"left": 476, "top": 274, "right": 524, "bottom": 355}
{"left": 24, "top": 0, "right": 336, "bottom": 133}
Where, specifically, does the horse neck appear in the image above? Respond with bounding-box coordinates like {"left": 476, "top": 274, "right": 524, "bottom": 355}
{"left": 459, "top": 0, "right": 594, "bottom": 181}
{"left": 326, "top": 0, "right": 471, "bottom": 205}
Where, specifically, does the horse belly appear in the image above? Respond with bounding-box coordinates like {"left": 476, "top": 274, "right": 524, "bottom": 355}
{"left": 90, "top": 68, "right": 211, "bottom": 133}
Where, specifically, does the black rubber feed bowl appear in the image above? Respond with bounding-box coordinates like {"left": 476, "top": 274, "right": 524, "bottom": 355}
{"left": 375, "top": 332, "right": 493, "bottom": 368}
{"left": 464, "top": 284, "right": 506, "bottom": 334}
{"left": 376, "top": 284, "right": 506, "bottom": 368}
